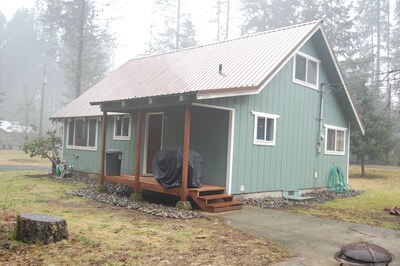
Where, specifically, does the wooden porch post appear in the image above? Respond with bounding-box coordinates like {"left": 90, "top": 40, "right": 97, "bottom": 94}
{"left": 130, "top": 110, "right": 143, "bottom": 201}
{"left": 176, "top": 105, "right": 192, "bottom": 210}
{"left": 99, "top": 111, "right": 107, "bottom": 186}
{"left": 134, "top": 110, "right": 142, "bottom": 193}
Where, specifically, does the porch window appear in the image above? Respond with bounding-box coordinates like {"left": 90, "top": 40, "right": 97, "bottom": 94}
{"left": 325, "top": 125, "right": 346, "bottom": 155}
{"left": 251, "top": 111, "right": 279, "bottom": 146}
{"left": 114, "top": 115, "right": 131, "bottom": 140}
{"left": 67, "top": 118, "right": 98, "bottom": 150}
{"left": 293, "top": 52, "right": 320, "bottom": 89}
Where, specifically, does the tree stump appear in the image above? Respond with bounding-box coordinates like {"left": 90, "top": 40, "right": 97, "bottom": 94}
{"left": 14, "top": 213, "right": 68, "bottom": 244}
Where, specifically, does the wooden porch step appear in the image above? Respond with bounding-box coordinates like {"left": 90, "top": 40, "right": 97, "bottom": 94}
{"left": 205, "top": 200, "right": 242, "bottom": 213}
{"left": 198, "top": 194, "right": 234, "bottom": 202}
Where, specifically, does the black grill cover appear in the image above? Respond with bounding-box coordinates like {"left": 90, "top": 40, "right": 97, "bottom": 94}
{"left": 152, "top": 146, "right": 203, "bottom": 189}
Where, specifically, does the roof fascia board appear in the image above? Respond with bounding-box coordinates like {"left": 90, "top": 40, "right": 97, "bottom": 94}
{"left": 99, "top": 97, "right": 195, "bottom": 113}
{"left": 318, "top": 28, "right": 365, "bottom": 135}
{"left": 197, "top": 88, "right": 258, "bottom": 100}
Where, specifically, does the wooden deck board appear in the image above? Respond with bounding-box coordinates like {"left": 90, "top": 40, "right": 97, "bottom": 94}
{"left": 104, "top": 175, "right": 241, "bottom": 213}
{"left": 104, "top": 175, "right": 226, "bottom": 197}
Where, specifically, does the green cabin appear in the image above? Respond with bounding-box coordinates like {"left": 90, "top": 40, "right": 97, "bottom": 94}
{"left": 51, "top": 21, "right": 364, "bottom": 199}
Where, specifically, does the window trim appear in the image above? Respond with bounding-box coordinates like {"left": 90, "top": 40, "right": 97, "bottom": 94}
{"left": 113, "top": 115, "right": 132, "bottom": 140}
{"left": 66, "top": 118, "right": 98, "bottom": 151}
{"left": 293, "top": 51, "right": 320, "bottom": 90}
{"left": 251, "top": 111, "right": 280, "bottom": 146}
{"left": 324, "top": 124, "right": 347, "bottom": 155}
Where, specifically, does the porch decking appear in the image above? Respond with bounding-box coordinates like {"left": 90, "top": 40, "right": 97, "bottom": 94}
{"left": 104, "top": 175, "right": 242, "bottom": 213}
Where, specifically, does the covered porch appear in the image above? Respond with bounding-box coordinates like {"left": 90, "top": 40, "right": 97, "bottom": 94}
{"left": 96, "top": 95, "right": 240, "bottom": 213}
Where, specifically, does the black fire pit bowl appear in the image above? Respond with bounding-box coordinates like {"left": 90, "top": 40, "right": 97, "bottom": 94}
{"left": 334, "top": 242, "right": 393, "bottom": 266}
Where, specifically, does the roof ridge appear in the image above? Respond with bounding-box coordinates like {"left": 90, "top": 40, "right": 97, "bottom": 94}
{"left": 130, "top": 20, "right": 323, "bottom": 62}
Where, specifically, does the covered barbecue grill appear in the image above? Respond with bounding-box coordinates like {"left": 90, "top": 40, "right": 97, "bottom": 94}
{"left": 152, "top": 146, "right": 203, "bottom": 189}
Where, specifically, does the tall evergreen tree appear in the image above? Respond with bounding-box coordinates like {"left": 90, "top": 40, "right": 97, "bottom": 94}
{"left": 393, "top": 0, "right": 400, "bottom": 68}
{"left": 297, "top": 0, "right": 356, "bottom": 60}
{"left": 0, "top": 9, "right": 43, "bottom": 123}
{"left": 148, "top": 0, "right": 197, "bottom": 54}
{"left": 240, "top": 0, "right": 271, "bottom": 34}
{"left": 240, "top": 0, "right": 355, "bottom": 60}
{"left": 355, "top": 0, "right": 390, "bottom": 91}
{"left": 211, "top": 0, "right": 231, "bottom": 41}
{"left": 0, "top": 11, "right": 6, "bottom": 99}
{"left": 350, "top": 82, "right": 397, "bottom": 176}
{"left": 38, "top": 0, "right": 115, "bottom": 99}
{"left": 391, "top": 0, "right": 400, "bottom": 113}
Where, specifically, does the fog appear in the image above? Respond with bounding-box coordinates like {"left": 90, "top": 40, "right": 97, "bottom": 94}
{"left": 0, "top": 0, "right": 399, "bottom": 155}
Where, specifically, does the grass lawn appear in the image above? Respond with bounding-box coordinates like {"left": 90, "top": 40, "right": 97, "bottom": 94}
{"left": 292, "top": 165, "right": 400, "bottom": 230}
{"left": 0, "top": 171, "right": 291, "bottom": 265}
{"left": 0, "top": 150, "right": 49, "bottom": 166}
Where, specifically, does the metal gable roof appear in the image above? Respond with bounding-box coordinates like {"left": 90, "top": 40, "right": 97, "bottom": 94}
{"left": 52, "top": 20, "right": 364, "bottom": 134}
{"left": 52, "top": 20, "right": 324, "bottom": 119}
{"left": 87, "top": 20, "right": 321, "bottom": 105}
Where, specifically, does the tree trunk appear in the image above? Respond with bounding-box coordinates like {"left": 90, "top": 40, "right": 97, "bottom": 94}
{"left": 361, "top": 155, "right": 366, "bottom": 177}
{"left": 76, "top": 0, "right": 86, "bottom": 98}
{"left": 14, "top": 213, "right": 68, "bottom": 244}
{"left": 52, "top": 162, "right": 57, "bottom": 175}
{"left": 176, "top": 0, "right": 181, "bottom": 49}
{"left": 225, "top": 0, "right": 230, "bottom": 39}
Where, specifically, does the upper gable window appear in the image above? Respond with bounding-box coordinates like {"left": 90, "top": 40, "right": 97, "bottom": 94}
{"left": 251, "top": 111, "right": 280, "bottom": 146}
{"left": 114, "top": 115, "right": 131, "bottom": 140}
{"left": 293, "top": 52, "right": 320, "bottom": 89}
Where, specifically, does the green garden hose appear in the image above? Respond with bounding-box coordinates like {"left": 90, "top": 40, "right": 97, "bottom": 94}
{"left": 327, "top": 166, "right": 350, "bottom": 194}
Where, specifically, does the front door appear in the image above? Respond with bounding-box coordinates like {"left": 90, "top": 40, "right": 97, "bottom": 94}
{"left": 145, "top": 113, "right": 163, "bottom": 173}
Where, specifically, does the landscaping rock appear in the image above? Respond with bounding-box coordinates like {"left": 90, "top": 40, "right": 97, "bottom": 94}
{"left": 60, "top": 173, "right": 201, "bottom": 219}
{"left": 243, "top": 189, "right": 362, "bottom": 209}
{"left": 67, "top": 188, "right": 201, "bottom": 219}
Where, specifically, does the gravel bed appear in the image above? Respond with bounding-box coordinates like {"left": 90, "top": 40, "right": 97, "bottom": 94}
{"left": 59, "top": 174, "right": 201, "bottom": 219}
{"left": 243, "top": 189, "right": 362, "bottom": 209}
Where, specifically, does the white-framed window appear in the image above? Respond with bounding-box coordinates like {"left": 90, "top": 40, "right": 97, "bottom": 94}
{"left": 67, "top": 118, "right": 98, "bottom": 150}
{"left": 293, "top": 51, "right": 320, "bottom": 89}
{"left": 251, "top": 111, "right": 280, "bottom": 146}
{"left": 113, "top": 115, "right": 131, "bottom": 140}
{"left": 324, "top": 124, "right": 347, "bottom": 155}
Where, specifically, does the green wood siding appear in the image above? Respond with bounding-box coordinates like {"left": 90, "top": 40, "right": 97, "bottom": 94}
{"left": 190, "top": 106, "right": 228, "bottom": 186}
{"left": 63, "top": 115, "right": 137, "bottom": 175}
{"left": 200, "top": 33, "right": 350, "bottom": 194}
{"left": 63, "top": 107, "right": 229, "bottom": 188}
{"left": 143, "top": 106, "right": 229, "bottom": 186}
{"left": 62, "top": 31, "right": 351, "bottom": 195}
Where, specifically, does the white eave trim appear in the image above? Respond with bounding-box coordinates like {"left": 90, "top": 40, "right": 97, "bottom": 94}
{"left": 319, "top": 29, "right": 365, "bottom": 135}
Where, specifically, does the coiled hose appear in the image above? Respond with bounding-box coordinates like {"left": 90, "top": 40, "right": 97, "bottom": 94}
{"left": 327, "top": 166, "right": 350, "bottom": 194}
